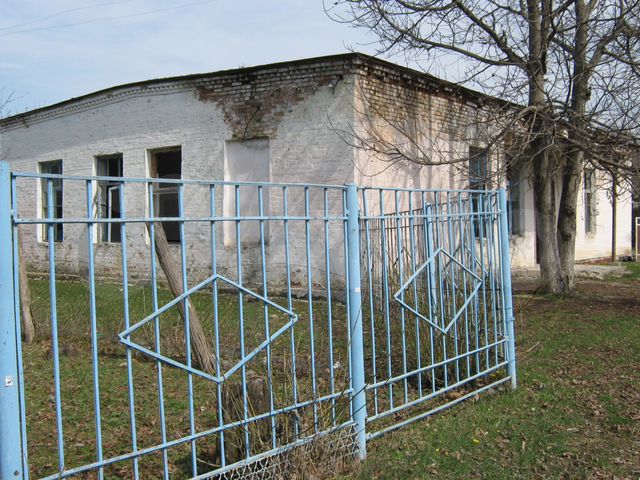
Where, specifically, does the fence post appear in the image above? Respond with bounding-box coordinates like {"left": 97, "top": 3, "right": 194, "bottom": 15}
{"left": 0, "top": 160, "right": 24, "bottom": 478}
{"left": 345, "top": 183, "right": 367, "bottom": 459}
{"left": 497, "top": 189, "right": 517, "bottom": 389}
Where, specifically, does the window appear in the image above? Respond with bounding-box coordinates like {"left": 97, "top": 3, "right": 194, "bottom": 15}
{"left": 149, "top": 147, "right": 182, "bottom": 243}
{"left": 584, "top": 169, "right": 597, "bottom": 234}
{"left": 223, "top": 139, "right": 270, "bottom": 246}
{"left": 469, "top": 147, "right": 488, "bottom": 238}
{"left": 39, "top": 160, "right": 63, "bottom": 242}
{"left": 96, "top": 154, "right": 123, "bottom": 243}
{"left": 469, "top": 147, "right": 488, "bottom": 190}
{"left": 506, "top": 159, "right": 523, "bottom": 236}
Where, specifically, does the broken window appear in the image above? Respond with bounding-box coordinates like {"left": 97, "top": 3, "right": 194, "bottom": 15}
{"left": 149, "top": 147, "right": 182, "bottom": 243}
{"left": 223, "top": 139, "right": 270, "bottom": 246}
{"left": 39, "top": 160, "right": 63, "bottom": 242}
{"left": 96, "top": 154, "right": 123, "bottom": 243}
{"left": 584, "top": 169, "right": 597, "bottom": 234}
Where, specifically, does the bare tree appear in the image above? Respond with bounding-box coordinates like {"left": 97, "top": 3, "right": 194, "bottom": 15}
{"left": 0, "top": 88, "right": 15, "bottom": 120}
{"left": 328, "top": 0, "right": 640, "bottom": 294}
{"left": 1, "top": 88, "right": 35, "bottom": 341}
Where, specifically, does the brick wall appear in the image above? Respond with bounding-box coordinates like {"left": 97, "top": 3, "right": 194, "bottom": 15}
{"left": 1, "top": 53, "right": 632, "bottom": 278}
{"left": 1, "top": 58, "right": 357, "bottom": 287}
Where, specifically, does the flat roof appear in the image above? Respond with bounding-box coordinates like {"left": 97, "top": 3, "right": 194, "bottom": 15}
{"left": 0, "top": 52, "right": 499, "bottom": 127}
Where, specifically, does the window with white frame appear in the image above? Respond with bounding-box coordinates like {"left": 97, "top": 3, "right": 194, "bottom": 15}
{"left": 39, "top": 160, "right": 63, "bottom": 242}
{"left": 96, "top": 154, "right": 123, "bottom": 243}
{"left": 584, "top": 169, "right": 597, "bottom": 234}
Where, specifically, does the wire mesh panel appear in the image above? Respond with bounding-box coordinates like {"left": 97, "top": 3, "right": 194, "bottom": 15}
{"left": 9, "top": 172, "right": 357, "bottom": 479}
{"left": 358, "top": 187, "right": 514, "bottom": 439}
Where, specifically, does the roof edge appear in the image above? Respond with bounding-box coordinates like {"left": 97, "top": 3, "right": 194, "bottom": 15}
{"left": 0, "top": 52, "right": 504, "bottom": 127}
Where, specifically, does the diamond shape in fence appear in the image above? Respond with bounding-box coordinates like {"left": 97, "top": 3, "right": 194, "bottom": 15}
{"left": 118, "top": 273, "right": 298, "bottom": 383}
{"left": 393, "top": 247, "right": 483, "bottom": 334}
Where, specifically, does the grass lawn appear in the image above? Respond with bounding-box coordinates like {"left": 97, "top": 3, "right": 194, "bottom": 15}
{"left": 23, "top": 278, "right": 353, "bottom": 478}
{"left": 347, "top": 266, "right": 640, "bottom": 479}
{"left": 21, "top": 264, "right": 639, "bottom": 479}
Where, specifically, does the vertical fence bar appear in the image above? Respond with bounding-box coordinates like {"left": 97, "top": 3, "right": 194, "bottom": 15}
{"left": 85, "top": 180, "right": 104, "bottom": 480}
{"left": 361, "top": 190, "right": 378, "bottom": 415}
{"left": 424, "top": 203, "right": 437, "bottom": 392}
{"left": 0, "top": 161, "right": 24, "bottom": 479}
{"left": 457, "top": 194, "right": 472, "bottom": 379}
{"left": 210, "top": 184, "right": 226, "bottom": 467}
{"left": 407, "top": 193, "right": 422, "bottom": 397}
{"left": 148, "top": 183, "right": 170, "bottom": 478}
{"left": 345, "top": 184, "right": 366, "bottom": 459}
{"left": 282, "top": 186, "right": 299, "bottom": 438}
{"left": 497, "top": 189, "right": 517, "bottom": 389}
{"left": 46, "top": 177, "right": 65, "bottom": 471}
{"left": 445, "top": 192, "right": 460, "bottom": 383}
{"left": 234, "top": 185, "right": 250, "bottom": 458}
{"left": 179, "top": 184, "right": 198, "bottom": 474}
{"left": 119, "top": 183, "right": 139, "bottom": 478}
{"left": 304, "top": 186, "right": 319, "bottom": 432}
{"left": 378, "top": 189, "right": 393, "bottom": 408}
{"left": 467, "top": 193, "right": 481, "bottom": 375}
{"left": 257, "top": 185, "right": 276, "bottom": 448}
{"left": 323, "top": 188, "right": 337, "bottom": 425}
{"left": 393, "top": 190, "right": 409, "bottom": 403}
{"left": 11, "top": 169, "right": 29, "bottom": 480}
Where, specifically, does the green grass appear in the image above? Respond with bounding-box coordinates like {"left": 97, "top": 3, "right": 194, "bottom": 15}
{"left": 22, "top": 270, "right": 640, "bottom": 479}
{"left": 620, "top": 261, "right": 640, "bottom": 281}
{"left": 346, "top": 279, "right": 640, "bottom": 479}
{"left": 23, "top": 278, "right": 353, "bottom": 479}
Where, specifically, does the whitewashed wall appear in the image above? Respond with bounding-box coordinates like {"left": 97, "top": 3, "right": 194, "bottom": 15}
{"left": 1, "top": 66, "right": 356, "bottom": 290}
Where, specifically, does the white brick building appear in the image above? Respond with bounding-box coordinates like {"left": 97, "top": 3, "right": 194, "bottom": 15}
{"left": 0, "top": 53, "right": 632, "bottom": 281}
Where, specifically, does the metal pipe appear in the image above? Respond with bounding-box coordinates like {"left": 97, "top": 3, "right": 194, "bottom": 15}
{"left": 345, "top": 183, "right": 367, "bottom": 459}
{"left": 0, "top": 160, "right": 24, "bottom": 479}
{"left": 497, "top": 189, "right": 517, "bottom": 389}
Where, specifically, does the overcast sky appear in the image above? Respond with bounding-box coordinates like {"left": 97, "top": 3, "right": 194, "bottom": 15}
{"left": 1, "top": 0, "right": 399, "bottom": 114}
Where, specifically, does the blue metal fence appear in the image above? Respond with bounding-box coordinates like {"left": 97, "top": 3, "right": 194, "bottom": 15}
{"left": 0, "top": 162, "right": 516, "bottom": 479}
{"left": 358, "top": 187, "right": 516, "bottom": 440}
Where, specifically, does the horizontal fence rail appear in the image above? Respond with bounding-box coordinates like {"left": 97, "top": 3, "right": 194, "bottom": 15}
{"left": 0, "top": 164, "right": 516, "bottom": 479}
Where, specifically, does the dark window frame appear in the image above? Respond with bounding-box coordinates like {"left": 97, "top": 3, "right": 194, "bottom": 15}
{"left": 96, "top": 154, "right": 124, "bottom": 243}
{"left": 584, "top": 169, "right": 597, "bottom": 234}
{"left": 148, "top": 147, "right": 182, "bottom": 243}
{"left": 469, "top": 146, "right": 488, "bottom": 239}
{"left": 506, "top": 158, "right": 524, "bottom": 237}
{"left": 39, "top": 160, "right": 63, "bottom": 242}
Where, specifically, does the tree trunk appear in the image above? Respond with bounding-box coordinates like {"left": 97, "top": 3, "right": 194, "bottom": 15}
{"left": 526, "top": 0, "right": 570, "bottom": 293}
{"left": 147, "top": 222, "right": 217, "bottom": 375}
{"left": 18, "top": 229, "right": 35, "bottom": 343}
{"left": 219, "top": 375, "right": 270, "bottom": 464}
{"left": 557, "top": 0, "right": 590, "bottom": 294}
{"left": 557, "top": 154, "right": 582, "bottom": 292}
{"left": 533, "top": 146, "right": 566, "bottom": 294}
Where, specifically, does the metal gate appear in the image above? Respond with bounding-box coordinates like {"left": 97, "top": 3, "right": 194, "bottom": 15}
{"left": 0, "top": 162, "right": 516, "bottom": 479}
{"left": 357, "top": 187, "right": 516, "bottom": 441}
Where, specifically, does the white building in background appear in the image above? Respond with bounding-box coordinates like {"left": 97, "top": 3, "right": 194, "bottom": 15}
{"left": 0, "top": 53, "right": 632, "bottom": 281}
